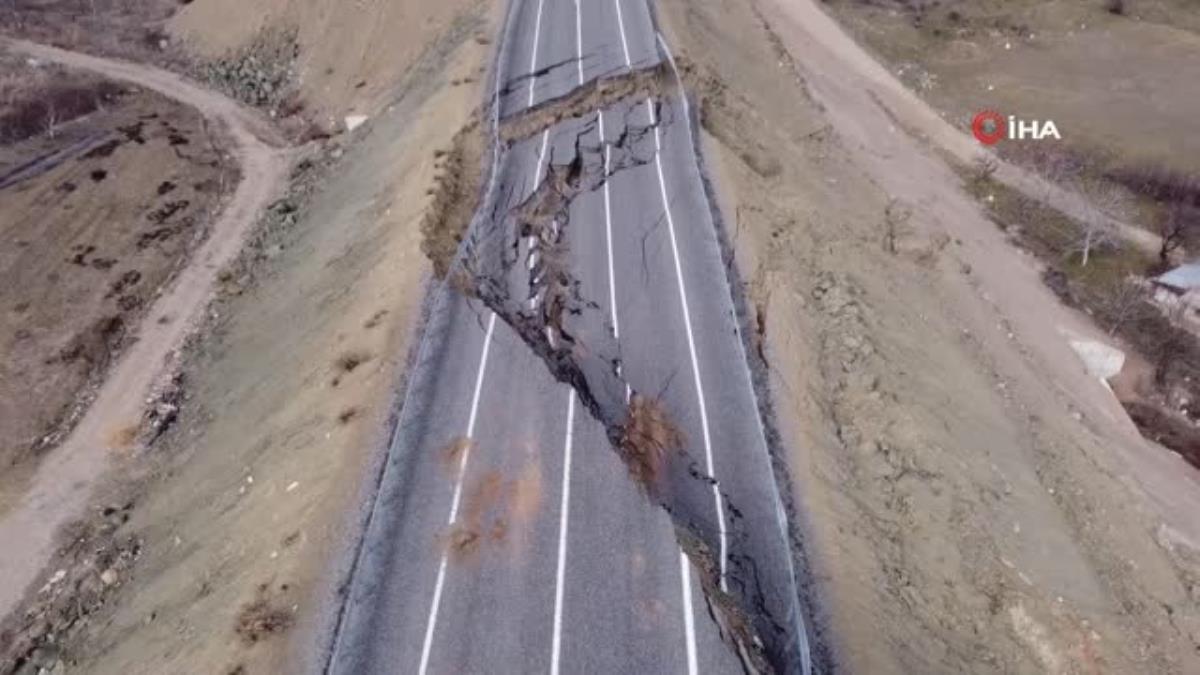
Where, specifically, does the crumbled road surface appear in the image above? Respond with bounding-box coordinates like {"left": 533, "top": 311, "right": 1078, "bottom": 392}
{"left": 326, "top": 1, "right": 815, "bottom": 673}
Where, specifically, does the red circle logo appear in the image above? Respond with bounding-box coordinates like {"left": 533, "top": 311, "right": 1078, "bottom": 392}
{"left": 972, "top": 110, "right": 1006, "bottom": 146}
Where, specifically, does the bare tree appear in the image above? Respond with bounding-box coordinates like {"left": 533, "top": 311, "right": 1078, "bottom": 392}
{"left": 1069, "top": 188, "right": 1124, "bottom": 267}
{"left": 1159, "top": 203, "right": 1200, "bottom": 264}
{"left": 969, "top": 155, "right": 998, "bottom": 185}
{"left": 43, "top": 101, "right": 58, "bottom": 139}
{"left": 1100, "top": 279, "right": 1151, "bottom": 337}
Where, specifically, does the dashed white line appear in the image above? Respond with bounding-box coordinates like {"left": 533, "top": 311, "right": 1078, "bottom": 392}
{"left": 549, "top": 390, "right": 576, "bottom": 675}
{"left": 647, "top": 97, "right": 729, "bottom": 593}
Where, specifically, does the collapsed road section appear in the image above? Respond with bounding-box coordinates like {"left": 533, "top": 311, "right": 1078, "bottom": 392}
{"left": 326, "top": 1, "right": 820, "bottom": 673}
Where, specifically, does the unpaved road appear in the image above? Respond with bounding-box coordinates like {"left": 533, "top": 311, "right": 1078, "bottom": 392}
{"left": 0, "top": 38, "right": 288, "bottom": 620}
{"left": 326, "top": 0, "right": 811, "bottom": 673}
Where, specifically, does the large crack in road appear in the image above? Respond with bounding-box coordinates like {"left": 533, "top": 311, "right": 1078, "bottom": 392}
{"left": 451, "top": 62, "right": 803, "bottom": 674}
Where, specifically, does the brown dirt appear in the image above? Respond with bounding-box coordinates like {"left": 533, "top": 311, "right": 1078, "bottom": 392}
{"left": 497, "top": 63, "right": 667, "bottom": 144}
{"left": 235, "top": 586, "right": 296, "bottom": 645}
{"left": 168, "top": 0, "right": 493, "bottom": 122}
{"left": 822, "top": 0, "right": 1200, "bottom": 242}
{"left": 0, "top": 74, "right": 232, "bottom": 506}
{"left": 659, "top": 0, "right": 1200, "bottom": 672}
{"left": 420, "top": 115, "right": 484, "bottom": 278}
{"left": 0, "top": 33, "right": 289, "bottom": 653}
{"left": 0, "top": 2, "right": 496, "bottom": 673}
{"left": 445, "top": 454, "right": 545, "bottom": 564}
{"left": 0, "top": 0, "right": 183, "bottom": 64}
{"left": 438, "top": 436, "right": 473, "bottom": 478}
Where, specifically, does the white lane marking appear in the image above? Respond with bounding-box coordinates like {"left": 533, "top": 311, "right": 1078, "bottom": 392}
{"left": 600, "top": 114, "right": 618, "bottom": 340}
{"left": 598, "top": 112, "right": 631, "bottom": 405}
{"left": 614, "top": 0, "right": 633, "bottom": 68}
{"left": 611, "top": 1, "right": 700, "bottom": 667}
{"left": 529, "top": 129, "right": 551, "bottom": 312}
{"left": 679, "top": 552, "right": 700, "bottom": 675}
{"left": 655, "top": 33, "right": 813, "bottom": 674}
{"left": 647, "top": 98, "right": 729, "bottom": 593}
{"left": 528, "top": 0, "right": 547, "bottom": 108}
{"left": 547, "top": 8, "right": 587, "bottom": 673}
{"left": 550, "top": 390, "right": 576, "bottom": 675}
{"left": 418, "top": 312, "right": 497, "bottom": 675}
{"left": 575, "top": 0, "right": 585, "bottom": 85}
{"left": 420, "top": 1, "right": 552, "bottom": 669}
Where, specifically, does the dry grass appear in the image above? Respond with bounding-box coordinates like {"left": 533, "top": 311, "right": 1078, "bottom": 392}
{"left": 618, "top": 395, "right": 685, "bottom": 495}
{"left": 420, "top": 117, "right": 483, "bottom": 278}
{"left": 234, "top": 594, "right": 293, "bottom": 645}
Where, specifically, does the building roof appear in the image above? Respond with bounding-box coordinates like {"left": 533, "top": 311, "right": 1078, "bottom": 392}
{"left": 1155, "top": 262, "right": 1200, "bottom": 291}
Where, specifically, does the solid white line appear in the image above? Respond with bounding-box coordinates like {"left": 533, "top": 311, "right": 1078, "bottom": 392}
{"left": 679, "top": 552, "right": 700, "bottom": 675}
{"left": 550, "top": 390, "right": 576, "bottom": 675}
{"left": 655, "top": 33, "right": 813, "bottom": 674}
{"left": 418, "top": 312, "right": 497, "bottom": 675}
{"left": 647, "top": 98, "right": 729, "bottom": 593}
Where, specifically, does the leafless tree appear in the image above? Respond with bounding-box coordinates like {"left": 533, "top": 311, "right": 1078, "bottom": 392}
{"left": 969, "top": 155, "right": 998, "bottom": 185}
{"left": 1069, "top": 188, "right": 1125, "bottom": 267}
{"left": 1159, "top": 203, "right": 1200, "bottom": 264}
{"left": 44, "top": 101, "right": 58, "bottom": 139}
{"left": 1099, "top": 279, "right": 1150, "bottom": 337}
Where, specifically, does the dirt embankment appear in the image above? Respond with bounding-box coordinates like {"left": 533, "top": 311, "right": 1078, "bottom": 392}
{"left": 0, "top": 1, "right": 493, "bottom": 673}
{"left": 660, "top": 0, "right": 1200, "bottom": 672}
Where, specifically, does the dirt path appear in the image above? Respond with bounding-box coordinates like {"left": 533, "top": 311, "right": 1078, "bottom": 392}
{"left": 755, "top": 0, "right": 1160, "bottom": 255}
{"left": 0, "top": 39, "right": 289, "bottom": 620}
{"left": 751, "top": 0, "right": 1200, "bottom": 540}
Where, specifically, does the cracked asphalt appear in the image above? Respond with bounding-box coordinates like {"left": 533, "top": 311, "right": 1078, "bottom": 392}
{"left": 327, "top": 1, "right": 814, "bottom": 673}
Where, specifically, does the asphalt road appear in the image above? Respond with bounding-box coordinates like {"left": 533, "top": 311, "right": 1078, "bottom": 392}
{"left": 328, "top": 1, "right": 811, "bottom": 673}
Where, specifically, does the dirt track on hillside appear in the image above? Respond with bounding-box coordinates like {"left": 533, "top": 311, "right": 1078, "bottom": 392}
{"left": 0, "top": 38, "right": 288, "bottom": 621}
